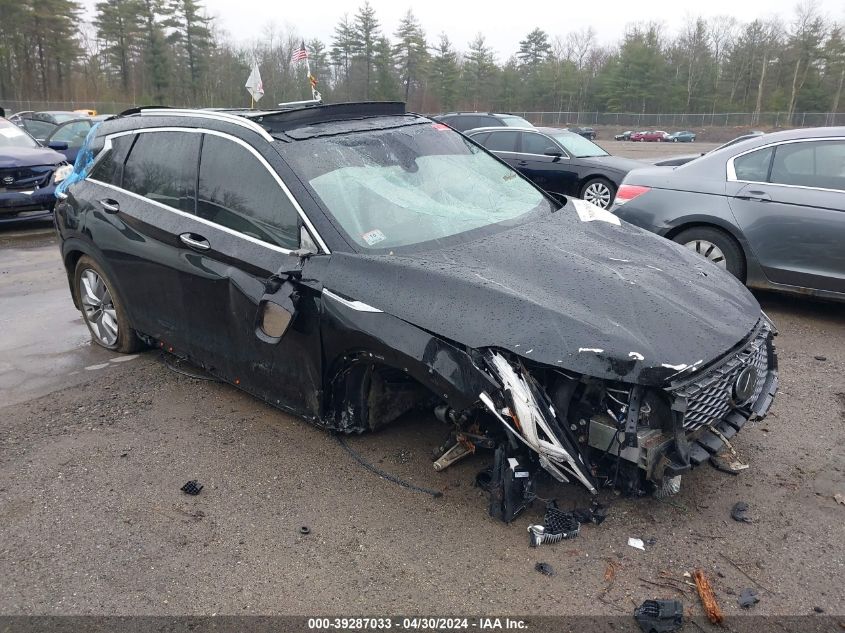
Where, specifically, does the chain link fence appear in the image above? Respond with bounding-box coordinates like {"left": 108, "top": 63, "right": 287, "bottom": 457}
{"left": 1, "top": 100, "right": 136, "bottom": 115}
{"left": 511, "top": 111, "right": 845, "bottom": 129}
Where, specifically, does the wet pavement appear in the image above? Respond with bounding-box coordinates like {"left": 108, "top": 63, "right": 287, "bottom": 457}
{"left": 0, "top": 226, "right": 141, "bottom": 407}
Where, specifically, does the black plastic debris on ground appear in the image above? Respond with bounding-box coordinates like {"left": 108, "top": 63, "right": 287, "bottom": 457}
{"left": 731, "top": 501, "right": 752, "bottom": 523}
{"left": 573, "top": 499, "right": 609, "bottom": 525}
{"left": 738, "top": 588, "right": 760, "bottom": 608}
{"left": 535, "top": 562, "right": 555, "bottom": 576}
{"left": 528, "top": 501, "right": 580, "bottom": 547}
{"left": 181, "top": 480, "right": 203, "bottom": 496}
{"left": 633, "top": 599, "right": 684, "bottom": 633}
{"left": 299, "top": 525, "right": 311, "bottom": 535}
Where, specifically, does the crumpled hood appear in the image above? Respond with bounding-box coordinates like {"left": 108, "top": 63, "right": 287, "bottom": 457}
{"left": 322, "top": 203, "right": 760, "bottom": 385}
{"left": 0, "top": 147, "right": 64, "bottom": 168}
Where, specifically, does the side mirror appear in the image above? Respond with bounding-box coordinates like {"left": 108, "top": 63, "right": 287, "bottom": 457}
{"left": 255, "top": 279, "right": 299, "bottom": 344}
{"left": 48, "top": 140, "right": 69, "bottom": 151}
{"left": 543, "top": 147, "right": 562, "bottom": 157}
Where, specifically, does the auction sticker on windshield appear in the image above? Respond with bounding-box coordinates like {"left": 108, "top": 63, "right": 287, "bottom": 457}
{"left": 362, "top": 229, "right": 387, "bottom": 246}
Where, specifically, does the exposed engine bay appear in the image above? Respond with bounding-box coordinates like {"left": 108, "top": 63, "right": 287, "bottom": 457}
{"left": 427, "top": 319, "right": 778, "bottom": 522}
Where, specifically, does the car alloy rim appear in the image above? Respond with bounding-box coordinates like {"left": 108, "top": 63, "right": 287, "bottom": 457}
{"left": 79, "top": 269, "right": 118, "bottom": 346}
{"left": 583, "top": 182, "right": 612, "bottom": 208}
{"left": 683, "top": 240, "right": 727, "bottom": 269}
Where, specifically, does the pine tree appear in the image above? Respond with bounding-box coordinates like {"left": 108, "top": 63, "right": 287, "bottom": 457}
{"left": 94, "top": 0, "right": 139, "bottom": 93}
{"left": 330, "top": 15, "right": 355, "bottom": 99}
{"left": 393, "top": 9, "right": 427, "bottom": 103}
{"left": 429, "top": 33, "right": 459, "bottom": 111}
{"left": 351, "top": 1, "right": 380, "bottom": 99}
{"left": 137, "top": 0, "right": 170, "bottom": 103}
{"left": 372, "top": 36, "right": 399, "bottom": 100}
{"left": 166, "top": 0, "right": 213, "bottom": 103}
{"left": 462, "top": 33, "right": 496, "bottom": 109}
{"left": 517, "top": 28, "right": 551, "bottom": 69}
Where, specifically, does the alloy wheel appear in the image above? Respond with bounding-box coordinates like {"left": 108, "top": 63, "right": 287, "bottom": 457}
{"left": 583, "top": 182, "right": 613, "bottom": 209}
{"left": 79, "top": 268, "right": 119, "bottom": 346}
{"left": 683, "top": 239, "right": 727, "bottom": 269}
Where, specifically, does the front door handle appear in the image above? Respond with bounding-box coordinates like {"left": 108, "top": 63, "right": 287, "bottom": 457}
{"left": 737, "top": 190, "right": 772, "bottom": 202}
{"left": 517, "top": 160, "right": 528, "bottom": 167}
{"left": 179, "top": 232, "right": 210, "bottom": 251}
{"left": 99, "top": 198, "right": 120, "bottom": 213}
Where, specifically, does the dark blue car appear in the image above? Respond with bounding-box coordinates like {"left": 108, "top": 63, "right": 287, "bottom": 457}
{"left": 0, "top": 117, "right": 71, "bottom": 223}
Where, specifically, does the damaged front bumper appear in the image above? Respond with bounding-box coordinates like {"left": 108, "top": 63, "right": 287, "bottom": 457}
{"left": 472, "top": 316, "right": 778, "bottom": 520}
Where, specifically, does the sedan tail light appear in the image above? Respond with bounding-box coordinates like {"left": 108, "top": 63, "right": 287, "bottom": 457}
{"left": 614, "top": 184, "right": 651, "bottom": 206}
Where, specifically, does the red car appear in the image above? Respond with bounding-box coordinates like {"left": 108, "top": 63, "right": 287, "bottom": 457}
{"left": 630, "top": 130, "right": 670, "bottom": 142}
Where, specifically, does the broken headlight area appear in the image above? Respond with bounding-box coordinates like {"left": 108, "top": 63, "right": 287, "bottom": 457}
{"left": 436, "top": 322, "right": 777, "bottom": 522}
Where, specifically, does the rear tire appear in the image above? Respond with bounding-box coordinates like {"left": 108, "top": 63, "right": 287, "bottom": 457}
{"left": 673, "top": 227, "right": 746, "bottom": 281}
{"left": 580, "top": 177, "right": 616, "bottom": 210}
{"left": 74, "top": 255, "right": 142, "bottom": 353}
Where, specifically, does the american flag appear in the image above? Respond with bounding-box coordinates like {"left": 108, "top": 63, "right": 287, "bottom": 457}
{"left": 291, "top": 42, "right": 308, "bottom": 63}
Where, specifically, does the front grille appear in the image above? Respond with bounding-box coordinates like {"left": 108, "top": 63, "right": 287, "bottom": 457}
{"left": 669, "top": 322, "right": 772, "bottom": 431}
{"left": 0, "top": 166, "right": 53, "bottom": 192}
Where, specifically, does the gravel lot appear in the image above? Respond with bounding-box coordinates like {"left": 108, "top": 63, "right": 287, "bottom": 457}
{"left": 0, "top": 141, "right": 843, "bottom": 624}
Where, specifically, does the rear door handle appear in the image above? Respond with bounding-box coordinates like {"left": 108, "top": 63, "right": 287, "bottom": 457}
{"left": 517, "top": 160, "right": 528, "bottom": 167}
{"left": 99, "top": 198, "right": 120, "bottom": 213}
{"left": 737, "top": 190, "right": 771, "bottom": 202}
{"left": 179, "top": 232, "right": 210, "bottom": 251}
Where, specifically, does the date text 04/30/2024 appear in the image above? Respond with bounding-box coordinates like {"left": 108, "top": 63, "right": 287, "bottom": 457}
{"left": 307, "top": 618, "right": 528, "bottom": 630}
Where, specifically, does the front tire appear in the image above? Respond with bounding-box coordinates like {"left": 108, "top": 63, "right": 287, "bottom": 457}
{"left": 74, "top": 255, "right": 142, "bottom": 352}
{"left": 673, "top": 227, "right": 746, "bottom": 281}
{"left": 580, "top": 177, "right": 616, "bottom": 210}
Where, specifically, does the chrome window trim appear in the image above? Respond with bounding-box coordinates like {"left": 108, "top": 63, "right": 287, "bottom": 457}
{"left": 726, "top": 136, "right": 845, "bottom": 195}
{"left": 322, "top": 289, "right": 383, "bottom": 313}
{"left": 88, "top": 177, "right": 301, "bottom": 256}
{"left": 91, "top": 126, "right": 330, "bottom": 254}
{"left": 136, "top": 108, "right": 273, "bottom": 142}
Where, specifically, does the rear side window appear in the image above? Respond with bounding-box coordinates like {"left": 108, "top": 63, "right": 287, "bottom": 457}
{"left": 521, "top": 132, "right": 554, "bottom": 155}
{"left": 733, "top": 147, "right": 773, "bottom": 182}
{"left": 770, "top": 140, "right": 845, "bottom": 191}
{"left": 197, "top": 134, "right": 299, "bottom": 249}
{"left": 90, "top": 134, "right": 135, "bottom": 186}
{"left": 484, "top": 131, "right": 518, "bottom": 153}
{"left": 122, "top": 131, "right": 199, "bottom": 213}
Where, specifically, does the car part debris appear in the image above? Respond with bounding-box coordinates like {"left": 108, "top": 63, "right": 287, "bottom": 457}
{"left": 488, "top": 447, "right": 535, "bottom": 522}
{"left": 633, "top": 599, "right": 684, "bottom": 633}
{"left": 482, "top": 352, "right": 597, "bottom": 493}
{"left": 527, "top": 502, "right": 580, "bottom": 547}
{"left": 535, "top": 562, "right": 555, "bottom": 576}
{"left": 298, "top": 525, "right": 311, "bottom": 535}
{"left": 628, "top": 537, "right": 646, "bottom": 551}
{"left": 432, "top": 436, "right": 474, "bottom": 471}
{"left": 654, "top": 475, "right": 682, "bottom": 498}
{"left": 731, "top": 501, "right": 752, "bottom": 523}
{"left": 710, "top": 453, "right": 749, "bottom": 475}
{"left": 738, "top": 588, "right": 759, "bottom": 608}
{"left": 573, "top": 500, "right": 609, "bottom": 525}
{"left": 180, "top": 480, "right": 203, "bottom": 496}
{"left": 334, "top": 434, "right": 443, "bottom": 499}
{"left": 814, "top": 606, "right": 825, "bottom": 613}
{"left": 834, "top": 493, "right": 845, "bottom": 506}
{"left": 692, "top": 568, "right": 723, "bottom": 625}
{"left": 814, "top": 355, "right": 827, "bottom": 361}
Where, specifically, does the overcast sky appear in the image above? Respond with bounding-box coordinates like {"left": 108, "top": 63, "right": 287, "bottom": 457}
{"left": 81, "top": 0, "right": 844, "bottom": 58}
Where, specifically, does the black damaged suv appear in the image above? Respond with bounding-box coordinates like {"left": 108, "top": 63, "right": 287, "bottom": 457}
{"left": 56, "top": 103, "right": 778, "bottom": 521}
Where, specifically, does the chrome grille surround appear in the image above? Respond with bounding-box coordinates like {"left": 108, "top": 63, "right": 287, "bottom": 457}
{"left": 668, "top": 320, "right": 773, "bottom": 431}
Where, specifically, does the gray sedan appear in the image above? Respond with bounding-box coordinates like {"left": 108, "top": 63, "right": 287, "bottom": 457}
{"left": 612, "top": 127, "right": 845, "bottom": 301}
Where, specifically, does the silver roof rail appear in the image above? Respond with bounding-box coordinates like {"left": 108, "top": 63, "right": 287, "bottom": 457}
{"left": 276, "top": 99, "right": 322, "bottom": 109}
{"left": 136, "top": 108, "right": 273, "bottom": 142}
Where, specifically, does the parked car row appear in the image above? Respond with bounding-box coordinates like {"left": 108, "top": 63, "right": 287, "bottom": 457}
{"left": 615, "top": 130, "right": 697, "bottom": 142}
{"left": 613, "top": 127, "right": 845, "bottom": 300}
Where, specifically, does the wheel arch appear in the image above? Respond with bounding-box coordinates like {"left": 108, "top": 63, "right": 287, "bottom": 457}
{"left": 664, "top": 220, "right": 750, "bottom": 282}
{"left": 319, "top": 298, "right": 498, "bottom": 432}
